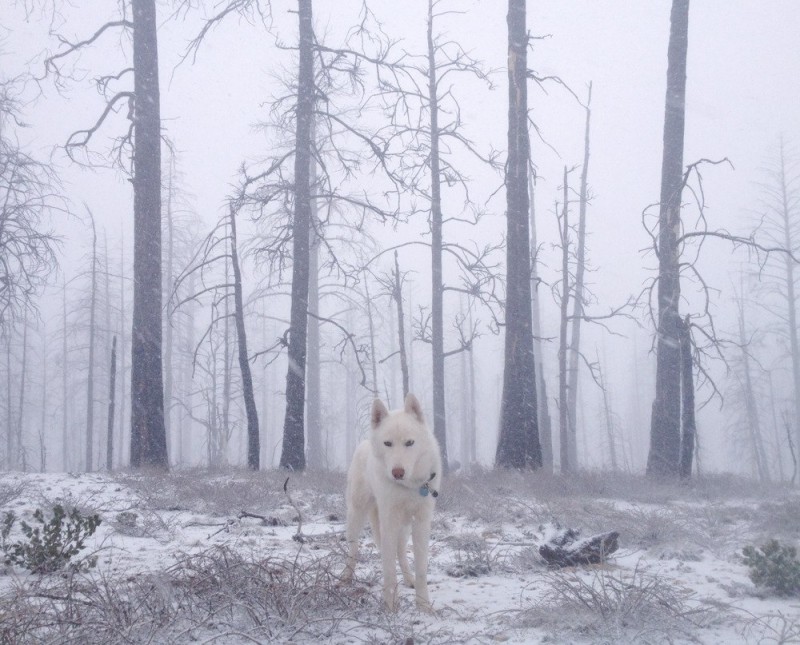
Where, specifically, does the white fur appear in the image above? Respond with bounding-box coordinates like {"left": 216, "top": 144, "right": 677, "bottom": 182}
{"left": 342, "top": 393, "right": 442, "bottom": 611}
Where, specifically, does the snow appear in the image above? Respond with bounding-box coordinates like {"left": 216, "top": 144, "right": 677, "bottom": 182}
{"left": 1, "top": 469, "right": 799, "bottom": 643}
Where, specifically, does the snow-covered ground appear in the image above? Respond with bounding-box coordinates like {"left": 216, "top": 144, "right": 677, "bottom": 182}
{"left": 1, "top": 469, "right": 799, "bottom": 643}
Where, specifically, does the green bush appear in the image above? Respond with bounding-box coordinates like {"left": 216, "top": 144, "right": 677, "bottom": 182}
{"left": 742, "top": 539, "right": 800, "bottom": 596}
{"left": 1, "top": 504, "right": 101, "bottom": 574}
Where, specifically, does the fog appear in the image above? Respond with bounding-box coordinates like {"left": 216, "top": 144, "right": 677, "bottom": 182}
{"left": 3, "top": 0, "right": 800, "bottom": 478}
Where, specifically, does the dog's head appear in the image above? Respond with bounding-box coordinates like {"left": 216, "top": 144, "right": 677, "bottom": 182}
{"left": 370, "top": 393, "right": 438, "bottom": 486}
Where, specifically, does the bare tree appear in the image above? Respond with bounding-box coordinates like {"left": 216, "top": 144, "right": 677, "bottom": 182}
{"left": 496, "top": 0, "right": 541, "bottom": 470}
{"left": 647, "top": 0, "right": 690, "bottom": 478}
{"left": 0, "top": 79, "right": 61, "bottom": 332}
{"left": 39, "top": 0, "right": 168, "bottom": 469}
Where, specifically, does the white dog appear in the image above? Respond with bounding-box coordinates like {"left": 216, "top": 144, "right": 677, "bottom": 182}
{"left": 343, "top": 393, "right": 442, "bottom": 611}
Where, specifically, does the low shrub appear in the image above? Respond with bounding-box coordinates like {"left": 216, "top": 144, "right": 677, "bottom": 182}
{"left": 2, "top": 504, "right": 101, "bottom": 573}
{"left": 742, "top": 539, "right": 800, "bottom": 596}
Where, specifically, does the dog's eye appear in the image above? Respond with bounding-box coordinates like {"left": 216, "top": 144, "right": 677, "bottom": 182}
{"left": 383, "top": 441, "right": 393, "bottom": 447}
{"left": 404, "top": 440, "right": 415, "bottom": 447}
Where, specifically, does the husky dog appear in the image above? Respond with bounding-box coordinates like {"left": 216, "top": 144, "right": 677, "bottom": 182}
{"left": 343, "top": 393, "right": 442, "bottom": 611}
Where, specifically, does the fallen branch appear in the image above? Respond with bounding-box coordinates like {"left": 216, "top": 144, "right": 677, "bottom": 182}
{"left": 539, "top": 528, "right": 620, "bottom": 567}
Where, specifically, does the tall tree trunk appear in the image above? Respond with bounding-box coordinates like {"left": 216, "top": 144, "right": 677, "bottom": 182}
{"left": 566, "top": 83, "right": 592, "bottom": 459}
{"left": 647, "top": 0, "right": 690, "bottom": 478}
{"left": 5, "top": 330, "right": 12, "bottom": 469}
{"left": 735, "top": 293, "right": 769, "bottom": 481}
{"left": 768, "top": 372, "right": 786, "bottom": 482}
{"left": 221, "top": 252, "right": 231, "bottom": 466}
{"left": 393, "top": 251, "right": 410, "bottom": 398}
{"left": 106, "top": 336, "right": 117, "bottom": 471}
{"left": 305, "top": 147, "right": 322, "bottom": 469}
{"left": 130, "top": 0, "right": 168, "bottom": 469}
{"left": 229, "top": 206, "right": 260, "bottom": 470}
{"left": 597, "top": 355, "right": 618, "bottom": 471}
{"left": 118, "top": 230, "right": 127, "bottom": 469}
{"left": 678, "top": 315, "right": 696, "bottom": 478}
{"left": 62, "top": 278, "right": 69, "bottom": 471}
{"left": 528, "top": 170, "right": 552, "bottom": 471}
{"left": 279, "top": 0, "right": 314, "bottom": 471}
{"left": 164, "top": 150, "right": 175, "bottom": 462}
{"left": 39, "top": 322, "right": 47, "bottom": 472}
{"left": 427, "top": 0, "right": 448, "bottom": 467}
{"left": 776, "top": 142, "right": 800, "bottom": 466}
{"left": 17, "top": 314, "right": 27, "bottom": 470}
{"left": 365, "top": 275, "right": 379, "bottom": 394}
{"left": 496, "top": 0, "right": 541, "bottom": 469}
{"left": 558, "top": 170, "right": 574, "bottom": 473}
{"left": 86, "top": 216, "right": 97, "bottom": 472}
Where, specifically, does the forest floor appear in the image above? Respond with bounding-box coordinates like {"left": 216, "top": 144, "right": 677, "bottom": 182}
{"left": 1, "top": 467, "right": 799, "bottom": 644}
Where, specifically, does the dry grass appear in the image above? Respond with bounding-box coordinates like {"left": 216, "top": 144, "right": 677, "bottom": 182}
{"left": 515, "top": 563, "right": 718, "bottom": 643}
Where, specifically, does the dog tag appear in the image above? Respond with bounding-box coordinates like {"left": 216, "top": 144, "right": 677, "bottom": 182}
{"left": 419, "top": 485, "right": 429, "bottom": 497}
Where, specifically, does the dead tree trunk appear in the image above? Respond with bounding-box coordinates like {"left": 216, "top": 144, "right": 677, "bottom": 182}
{"left": 393, "top": 251, "right": 410, "bottom": 399}
{"left": 496, "top": 0, "right": 541, "bottom": 470}
{"left": 426, "top": 0, "right": 449, "bottom": 468}
{"left": 528, "top": 170, "right": 553, "bottom": 472}
{"left": 678, "top": 315, "right": 695, "bottom": 479}
{"left": 305, "top": 147, "right": 322, "bottom": 470}
{"left": 557, "top": 169, "right": 574, "bottom": 473}
{"left": 648, "top": 0, "right": 690, "bottom": 478}
{"left": 62, "top": 278, "right": 69, "bottom": 471}
{"left": 566, "top": 83, "right": 592, "bottom": 459}
{"left": 86, "top": 215, "right": 97, "bottom": 472}
{"left": 106, "top": 336, "right": 117, "bottom": 471}
{"left": 229, "top": 205, "right": 260, "bottom": 470}
{"left": 775, "top": 143, "right": 800, "bottom": 468}
{"left": 279, "top": 0, "right": 314, "bottom": 471}
{"left": 735, "top": 292, "right": 769, "bottom": 482}
{"left": 130, "top": 0, "right": 168, "bottom": 470}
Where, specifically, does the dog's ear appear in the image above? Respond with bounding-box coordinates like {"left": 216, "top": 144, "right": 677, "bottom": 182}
{"left": 371, "top": 399, "right": 389, "bottom": 429}
{"left": 404, "top": 393, "right": 425, "bottom": 423}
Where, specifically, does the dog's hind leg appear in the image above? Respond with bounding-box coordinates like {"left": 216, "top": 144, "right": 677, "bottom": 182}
{"left": 398, "top": 523, "right": 415, "bottom": 588}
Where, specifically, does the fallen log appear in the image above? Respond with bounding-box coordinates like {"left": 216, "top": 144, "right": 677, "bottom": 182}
{"left": 539, "top": 528, "right": 620, "bottom": 567}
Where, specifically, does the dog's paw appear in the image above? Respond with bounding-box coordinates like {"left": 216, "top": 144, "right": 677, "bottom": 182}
{"left": 403, "top": 574, "right": 416, "bottom": 588}
{"left": 415, "top": 598, "right": 435, "bottom": 614}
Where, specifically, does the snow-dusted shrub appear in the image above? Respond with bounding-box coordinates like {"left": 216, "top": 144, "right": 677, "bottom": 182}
{"left": 444, "top": 533, "right": 494, "bottom": 577}
{"left": 742, "top": 540, "right": 800, "bottom": 596}
{"left": 1, "top": 505, "right": 100, "bottom": 573}
{"left": 516, "top": 565, "right": 712, "bottom": 642}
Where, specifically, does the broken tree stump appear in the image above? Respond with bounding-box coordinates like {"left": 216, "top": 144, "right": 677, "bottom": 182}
{"left": 539, "top": 528, "right": 620, "bottom": 567}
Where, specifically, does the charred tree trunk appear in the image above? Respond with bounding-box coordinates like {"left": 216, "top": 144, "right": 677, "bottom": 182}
{"left": 678, "top": 315, "right": 695, "bottom": 479}
{"left": 648, "top": 0, "right": 689, "bottom": 478}
{"left": 528, "top": 170, "right": 553, "bottom": 472}
{"left": 557, "top": 170, "right": 574, "bottom": 473}
{"left": 62, "top": 278, "right": 69, "bottom": 471}
{"left": 229, "top": 206, "right": 260, "bottom": 470}
{"left": 776, "top": 144, "right": 800, "bottom": 467}
{"left": 393, "top": 251, "right": 410, "bottom": 399}
{"left": 85, "top": 216, "right": 97, "bottom": 472}
{"left": 106, "top": 336, "right": 117, "bottom": 471}
{"left": 130, "top": 0, "right": 168, "bottom": 470}
{"left": 427, "top": 0, "right": 449, "bottom": 468}
{"left": 496, "top": 0, "right": 541, "bottom": 470}
{"left": 735, "top": 294, "right": 769, "bottom": 481}
{"left": 566, "top": 84, "right": 592, "bottom": 460}
{"left": 39, "top": 324, "right": 47, "bottom": 473}
{"left": 279, "top": 0, "right": 314, "bottom": 471}
{"left": 163, "top": 151, "right": 175, "bottom": 462}
{"left": 305, "top": 152, "right": 322, "bottom": 470}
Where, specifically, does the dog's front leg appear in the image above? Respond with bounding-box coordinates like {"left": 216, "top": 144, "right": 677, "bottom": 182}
{"left": 380, "top": 521, "right": 400, "bottom": 611}
{"left": 411, "top": 509, "right": 433, "bottom": 612}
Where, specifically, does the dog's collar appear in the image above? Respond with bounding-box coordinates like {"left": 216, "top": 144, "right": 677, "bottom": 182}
{"left": 419, "top": 472, "right": 438, "bottom": 498}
